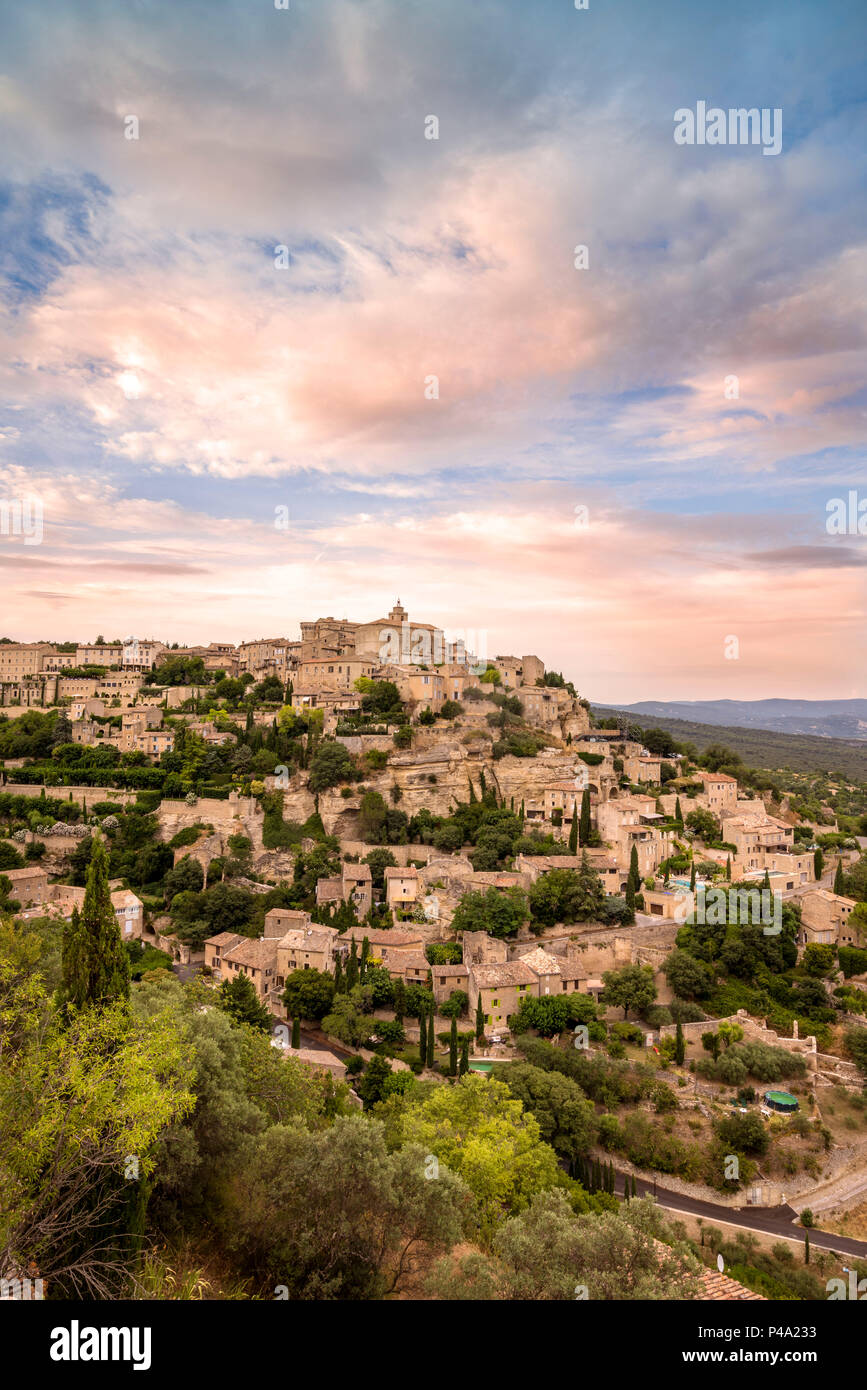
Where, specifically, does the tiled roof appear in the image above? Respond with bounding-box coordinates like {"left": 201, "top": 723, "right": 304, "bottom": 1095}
{"left": 520, "top": 946, "right": 562, "bottom": 975}
{"left": 223, "top": 937, "right": 278, "bottom": 970}
{"left": 473, "top": 961, "right": 537, "bottom": 988}
{"left": 343, "top": 863, "right": 372, "bottom": 881}
{"left": 384, "top": 866, "right": 419, "bottom": 880}
{"left": 339, "top": 928, "right": 423, "bottom": 947}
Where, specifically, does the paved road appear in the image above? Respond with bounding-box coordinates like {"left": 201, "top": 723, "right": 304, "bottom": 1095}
{"left": 617, "top": 1172, "right": 867, "bottom": 1259}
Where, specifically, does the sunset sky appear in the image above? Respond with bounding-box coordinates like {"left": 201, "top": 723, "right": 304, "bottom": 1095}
{"left": 1, "top": 0, "right": 865, "bottom": 702}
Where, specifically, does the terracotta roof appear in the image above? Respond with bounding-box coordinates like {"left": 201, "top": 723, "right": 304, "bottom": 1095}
{"left": 696, "top": 1267, "right": 765, "bottom": 1301}
{"left": 520, "top": 946, "right": 562, "bottom": 976}
{"left": 223, "top": 937, "right": 278, "bottom": 971}
{"left": 344, "top": 862, "right": 372, "bottom": 882}
{"left": 315, "top": 877, "right": 343, "bottom": 902}
{"left": 339, "top": 928, "right": 423, "bottom": 947}
{"left": 473, "top": 961, "right": 537, "bottom": 988}
{"left": 206, "top": 931, "right": 244, "bottom": 948}
{"left": 278, "top": 928, "right": 335, "bottom": 955}
{"left": 384, "top": 866, "right": 419, "bottom": 880}
{"left": 393, "top": 951, "right": 430, "bottom": 972}
{"left": 431, "top": 964, "right": 469, "bottom": 978}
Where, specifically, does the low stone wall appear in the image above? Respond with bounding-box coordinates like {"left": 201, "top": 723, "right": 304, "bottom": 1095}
{"left": 2, "top": 782, "right": 137, "bottom": 808}
{"left": 660, "top": 1010, "right": 818, "bottom": 1067}
{"left": 335, "top": 734, "right": 394, "bottom": 755}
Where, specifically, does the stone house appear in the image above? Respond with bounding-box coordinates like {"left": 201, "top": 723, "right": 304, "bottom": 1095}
{"left": 384, "top": 865, "right": 420, "bottom": 909}
{"left": 3, "top": 865, "right": 49, "bottom": 906}
{"left": 799, "top": 889, "right": 860, "bottom": 948}
{"left": 431, "top": 963, "right": 470, "bottom": 1005}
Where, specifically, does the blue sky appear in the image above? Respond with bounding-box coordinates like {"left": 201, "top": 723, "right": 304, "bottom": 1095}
{"left": 0, "top": 0, "right": 865, "bottom": 699}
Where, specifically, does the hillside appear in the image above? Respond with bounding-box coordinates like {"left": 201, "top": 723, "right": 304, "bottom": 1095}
{"left": 590, "top": 705, "right": 867, "bottom": 780}
{"left": 606, "top": 698, "right": 867, "bottom": 742}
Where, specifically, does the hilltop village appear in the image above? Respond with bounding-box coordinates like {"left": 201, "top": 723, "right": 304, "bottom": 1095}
{"left": 3, "top": 604, "right": 867, "bottom": 1301}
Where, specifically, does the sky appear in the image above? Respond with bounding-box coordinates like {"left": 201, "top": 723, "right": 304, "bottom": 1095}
{"left": 0, "top": 0, "right": 865, "bottom": 703}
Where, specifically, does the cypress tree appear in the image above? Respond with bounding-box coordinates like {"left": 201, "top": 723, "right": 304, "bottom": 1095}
{"left": 675, "top": 796, "right": 683, "bottom": 826}
{"left": 360, "top": 934, "right": 370, "bottom": 981}
{"left": 725, "top": 855, "right": 732, "bottom": 881}
{"left": 291, "top": 1016, "right": 300, "bottom": 1049}
{"left": 579, "top": 788, "right": 591, "bottom": 845}
{"left": 675, "top": 1020, "right": 685, "bottom": 1066}
{"left": 393, "top": 975, "right": 406, "bottom": 1023}
{"left": 804, "top": 1232, "right": 810, "bottom": 1265}
{"left": 814, "top": 847, "right": 824, "bottom": 880}
{"left": 449, "top": 1015, "right": 458, "bottom": 1076}
{"left": 475, "top": 993, "right": 485, "bottom": 1042}
{"left": 426, "top": 1005, "right": 435, "bottom": 1068}
{"left": 689, "top": 860, "right": 696, "bottom": 892}
{"left": 626, "top": 879, "right": 636, "bottom": 919}
{"left": 418, "top": 1009, "right": 427, "bottom": 1066}
{"left": 519, "top": 798, "right": 525, "bottom": 824}
{"left": 334, "top": 953, "right": 344, "bottom": 993}
{"left": 568, "top": 804, "right": 579, "bottom": 854}
{"left": 629, "top": 845, "right": 640, "bottom": 893}
{"left": 346, "top": 939, "right": 359, "bottom": 991}
{"left": 459, "top": 1035, "right": 469, "bottom": 1075}
{"left": 61, "top": 834, "right": 130, "bottom": 1011}
{"left": 834, "top": 859, "right": 845, "bottom": 895}
{"left": 763, "top": 868, "right": 772, "bottom": 893}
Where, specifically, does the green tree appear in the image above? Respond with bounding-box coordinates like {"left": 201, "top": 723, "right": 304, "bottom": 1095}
{"left": 452, "top": 886, "right": 528, "bottom": 939}
{"left": 568, "top": 805, "right": 578, "bottom": 854}
{"left": 392, "top": 975, "right": 407, "bottom": 1023}
{"left": 281, "top": 968, "right": 335, "bottom": 1022}
{"left": 600, "top": 964, "right": 656, "bottom": 1021}
{"left": 579, "top": 788, "right": 591, "bottom": 846}
{"left": 814, "top": 847, "right": 824, "bottom": 880}
{"left": 674, "top": 1020, "right": 685, "bottom": 1066}
{"left": 224, "top": 1116, "right": 468, "bottom": 1299}
{"left": 291, "top": 1016, "right": 301, "bottom": 1049}
{"left": 308, "top": 741, "right": 354, "bottom": 792}
{"left": 686, "top": 808, "right": 718, "bottom": 843}
{"left": 449, "top": 1015, "right": 458, "bottom": 1076}
{"left": 60, "top": 835, "right": 130, "bottom": 1012}
{"left": 475, "top": 993, "right": 485, "bottom": 1042}
{"left": 218, "top": 973, "right": 272, "bottom": 1031}
{"left": 662, "top": 948, "right": 714, "bottom": 1000}
{"left": 364, "top": 847, "right": 398, "bottom": 890}
{"left": 833, "top": 859, "right": 845, "bottom": 895}
{"left": 358, "top": 1055, "right": 393, "bottom": 1110}
{"left": 397, "top": 1075, "right": 561, "bottom": 1235}
{"left": 359, "top": 790, "right": 388, "bottom": 842}
{"left": 459, "top": 1035, "right": 470, "bottom": 1075}
{"left": 492, "top": 1063, "right": 596, "bottom": 1176}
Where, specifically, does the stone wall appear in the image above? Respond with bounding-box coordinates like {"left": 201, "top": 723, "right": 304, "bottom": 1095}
{"left": 2, "top": 782, "right": 138, "bottom": 809}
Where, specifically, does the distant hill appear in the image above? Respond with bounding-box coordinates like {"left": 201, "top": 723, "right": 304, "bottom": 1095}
{"left": 601, "top": 698, "right": 867, "bottom": 742}
{"left": 590, "top": 705, "right": 867, "bottom": 780}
